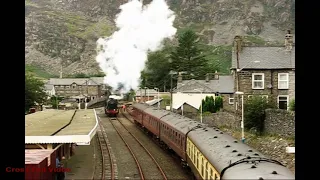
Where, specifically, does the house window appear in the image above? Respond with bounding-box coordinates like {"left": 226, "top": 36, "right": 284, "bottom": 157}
{"left": 278, "top": 95, "right": 289, "bottom": 110}
{"left": 278, "top": 73, "right": 289, "bottom": 89}
{"left": 72, "top": 84, "right": 76, "bottom": 89}
{"left": 229, "top": 94, "right": 234, "bottom": 105}
{"left": 66, "top": 86, "right": 70, "bottom": 89}
{"left": 252, "top": 73, "right": 264, "bottom": 89}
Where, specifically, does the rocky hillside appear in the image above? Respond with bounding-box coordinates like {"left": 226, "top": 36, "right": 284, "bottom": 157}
{"left": 25, "top": 0, "right": 295, "bottom": 76}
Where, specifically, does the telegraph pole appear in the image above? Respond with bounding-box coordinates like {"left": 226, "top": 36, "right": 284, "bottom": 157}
{"left": 170, "top": 74, "right": 173, "bottom": 111}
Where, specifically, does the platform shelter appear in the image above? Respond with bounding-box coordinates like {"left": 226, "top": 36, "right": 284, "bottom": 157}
{"left": 25, "top": 109, "right": 98, "bottom": 160}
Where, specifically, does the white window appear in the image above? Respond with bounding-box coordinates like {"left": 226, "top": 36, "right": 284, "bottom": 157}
{"left": 229, "top": 94, "right": 234, "bottom": 104}
{"left": 252, "top": 73, "right": 264, "bottom": 89}
{"left": 278, "top": 95, "right": 289, "bottom": 110}
{"left": 278, "top": 73, "right": 289, "bottom": 89}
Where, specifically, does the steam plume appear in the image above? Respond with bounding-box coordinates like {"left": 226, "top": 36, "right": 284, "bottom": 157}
{"left": 96, "top": 0, "right": 177, "bottom": 93}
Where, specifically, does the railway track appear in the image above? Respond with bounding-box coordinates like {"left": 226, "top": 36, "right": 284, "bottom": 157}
{"left": 93, "top": 118, "right": 117, "bottom": 180}
{"left": 108, "top": 116, "right": 168, "bottom": 180}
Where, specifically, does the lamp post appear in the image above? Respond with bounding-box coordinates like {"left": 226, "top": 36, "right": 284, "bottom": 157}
{"left": 235, "top": 91, "right": 245, "bottom": 143}
{"left": 139, "top": 87, "right": 142, "bottom": 103}
{"left": 169, "top": 71, "right": 178, "bottom": 111}
{"left": 144, "top": 87, "right": 149, "bottom": 101}
{"left": 144, "top": 87, "right": 147, "bottom": 102}
{"left": 194, "top": 89, "right": 203, "bottom": 123}
{"left": 154, "top": 87, "right": 160, "bottom": 109}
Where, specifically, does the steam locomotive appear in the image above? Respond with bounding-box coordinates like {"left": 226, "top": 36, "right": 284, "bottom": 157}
{"left": 104, "top": 98, "right": 119, "bottom": 117}
{"left": 130, "top": 103, "right": 295, "bottom": 180}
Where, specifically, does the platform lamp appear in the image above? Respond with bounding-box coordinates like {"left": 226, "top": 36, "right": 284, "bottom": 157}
{"left": 235, "top": 91, "right": 245, "bottom": 143}
{"left": 154, "top": 87, "right": 160, "bottom": 109}
{"left": 194, "top": 88, "right": 203, "bottom": 123}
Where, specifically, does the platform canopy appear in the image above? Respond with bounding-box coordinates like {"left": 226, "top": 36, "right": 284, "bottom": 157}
{"left": 25, "top": 109, "right": 98, "bottom": 145}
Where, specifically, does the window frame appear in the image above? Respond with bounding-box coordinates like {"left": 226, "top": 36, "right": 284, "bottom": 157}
{"left": 278, "top": 73, "right": 289, "bottom": 89}
{"left": 229, "top": 98, "right": 234, "bottom": 104}
{"left": 278, "top": 95, "right": 289, "bottom": 110}
{"left": 252, "top": 73, "right": 265, "bottom": 89}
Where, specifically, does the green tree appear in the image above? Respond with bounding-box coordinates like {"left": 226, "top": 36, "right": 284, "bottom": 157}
{"left": 170, "top": 29, "right": 208, "bottom": 79}
{"left": 141, "top": 47, "right": 173, "bottom": 91}
{"left": 25, "top": 73, "right": 47, "bottom": 112}
{"left": 214, "top": 96, "right": 223, "bottom": 112}
{"left": 124, "top": 89, "right": 136, "bottom": 102}
{"left": 50, "top": 95, "right": 63, "bottom": 109}
{"left": 244, "top": 96, "right": 276, "bottom": 134}
{"left": 289, "top": 99, "right": 295, "bottom": 111}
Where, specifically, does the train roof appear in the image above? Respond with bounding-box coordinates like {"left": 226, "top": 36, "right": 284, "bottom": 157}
{"left": 188, "top": 127, "right": 294, "bottom": 179}
{"left": 223, "top": 161, "right": 295, "bottom": 179}
{"left": 160, "top": 113, "right": 205, "bottom": 134}
{"left": 132, "top": 103, "right": 150, "bottom": 110}
{"left": 144, "top": 107, "right": 170, "bottom": 119}
{"left": 188, "top": 127, "right": 266, "bottom": 172}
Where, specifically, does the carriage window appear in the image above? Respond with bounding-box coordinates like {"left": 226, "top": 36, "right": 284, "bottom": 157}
{"left": 196, "top": 152, "right": 199, "bottom": 169}
{"left": 205, "top": 162, "right": 208, "bottom": 179}
{"left": 210, "top": 169, "right": 214, "bottom": 180}
{"left": 202, "top": 158, "right": 205, "bottom": 177}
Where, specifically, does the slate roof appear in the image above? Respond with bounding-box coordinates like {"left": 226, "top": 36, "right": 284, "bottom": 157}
{"left": 231, "top": 46, "right": 295, "bottom": 69}
{"left": 173, "top": 80, "right": 215, "bottom": 93}
{"left": 89, "top": 77, "right": 104, "bottom": 84}
{"left": 175, "top": 75, "right": 234, "bottom": 93}
{"left": 48, "top": 77, "right": 105, "bottom": 86}
{"left": 135, "top": 89, "right": 159, "bottom": 96}
{"left": 44, "top": 84, "right": 54, "bottom": 91}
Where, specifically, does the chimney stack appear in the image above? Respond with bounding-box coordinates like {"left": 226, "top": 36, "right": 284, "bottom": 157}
{"left": 234, "top": 36, "right": 242, "bottom": 52}
{"left": 285, "top": 30, "right": 293, "bottom": 51}
{"left": 205, "top": 73, "right": 210, "bottom": 82}
{"left": 214, "top": 70, "right": 219, "bottom": 80}
{"left": 177, "top": 72, "right": 183, "bottom": 89}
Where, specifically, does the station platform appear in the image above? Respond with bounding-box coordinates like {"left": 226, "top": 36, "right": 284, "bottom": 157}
{"left": 25, "top": 109, "right": 98, "bottom": 160}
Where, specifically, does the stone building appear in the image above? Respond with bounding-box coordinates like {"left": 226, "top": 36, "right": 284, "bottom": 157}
{"left": 47, "top": 77, "right": 107, "bottom": 101}
{"left": 174, "top": 72, "right": 235, "bottom": 113}
{"left": 231, "top": 31, "right": 295, "bottom": 110}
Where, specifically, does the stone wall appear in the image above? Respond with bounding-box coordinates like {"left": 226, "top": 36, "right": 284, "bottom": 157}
{"left": 264, "top": 109, "right": 295, "bottom": 137}
{"left": 193, "top": 109, "right": 294, "bottom": 137}
{"left": 200, "top": 112, "right": 241, "bottom": 130}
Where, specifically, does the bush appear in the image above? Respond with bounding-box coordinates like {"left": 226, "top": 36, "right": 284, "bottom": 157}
{"left": 200, "top": 95, "right": 223, "bottom": 113}
{"left": 214, "top": 96, "right": 223, "bottom": 112}
{"left": 244, "top": 95, "right": 276, "bottom": 134}
{"left": 289, "top": 99, "right": 295, "bottom": 111}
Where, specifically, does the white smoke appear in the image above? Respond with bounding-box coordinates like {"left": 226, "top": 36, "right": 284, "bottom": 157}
{"left": 96, "top": 0, "right": 177, "bottom": 93}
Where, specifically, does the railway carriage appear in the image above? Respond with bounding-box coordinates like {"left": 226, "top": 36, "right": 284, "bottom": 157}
{"left": 159, "top": 114, "right": 199, "bottom": 162}
{"left": 130, "top": 103, "right": 295, "bottom": 180}
{"left": 143, "top": 107, "right": 169, "bottom": 137}
{"left": 130, "top": 103, "right": 149, "bottom": 125}
{"left": 187, "top": 127, "right": 295, "bottom": 179}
